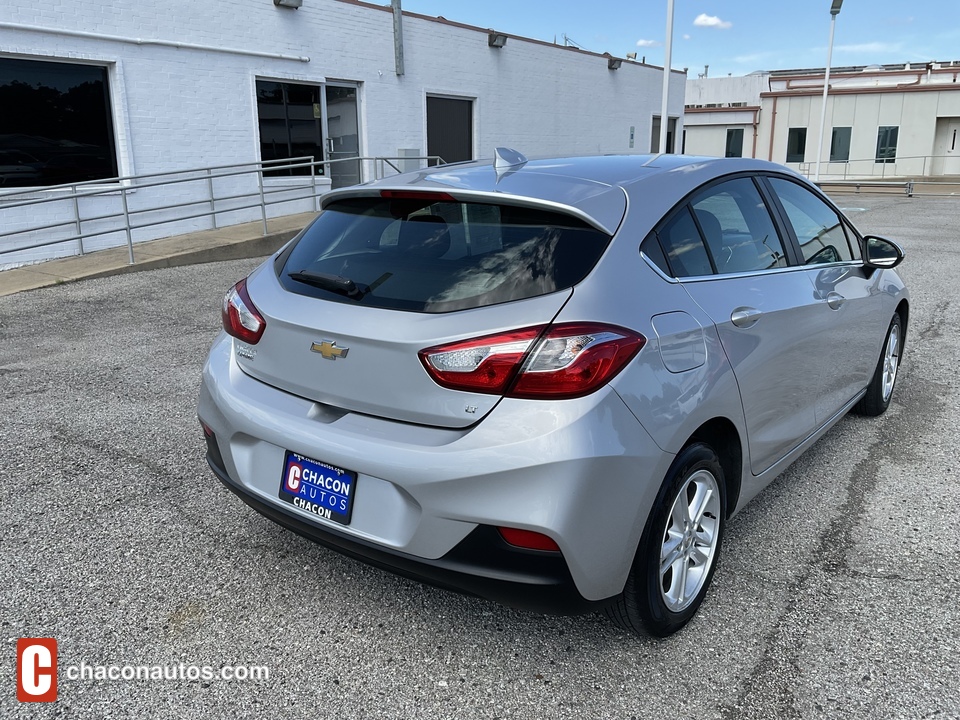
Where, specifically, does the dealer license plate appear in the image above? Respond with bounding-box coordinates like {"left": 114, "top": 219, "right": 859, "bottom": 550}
{"left": 279, "top": 451, "right": 356, "bottom": 525}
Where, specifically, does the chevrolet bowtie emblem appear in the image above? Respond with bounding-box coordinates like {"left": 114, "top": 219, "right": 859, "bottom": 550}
{"left": 311, "top": 340, "right": 349, "bottom": 360}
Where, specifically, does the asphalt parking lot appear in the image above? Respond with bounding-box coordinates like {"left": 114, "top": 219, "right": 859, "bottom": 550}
{"left": 2, "top": 193, "right": 959, "bottom": 719}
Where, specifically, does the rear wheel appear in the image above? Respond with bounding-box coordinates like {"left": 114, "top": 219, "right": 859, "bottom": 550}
{"left": 854, "top": 313, "right": 902, "bottom": 417}
{"left": 606, "top": 443, "right": 726, "bottom": 637}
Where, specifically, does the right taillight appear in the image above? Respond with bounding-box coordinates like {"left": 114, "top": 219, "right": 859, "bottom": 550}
{"left": 222, "top": 278, "right": 265, "bottom": 345}
{"left": 419, "top": 323, "right": 645, "bottom": 400}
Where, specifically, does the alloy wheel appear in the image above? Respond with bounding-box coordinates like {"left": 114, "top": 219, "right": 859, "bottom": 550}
{"left": 659, "top": 469, "right": 721, "bottom": 613}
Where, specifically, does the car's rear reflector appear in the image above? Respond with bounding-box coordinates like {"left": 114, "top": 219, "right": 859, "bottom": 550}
{"left": 419, "top": 323, "right": 645, "bottom": 400}
{"left": 497, "top": 527, "right": 561, "bottom": 552}
{"left": 222, "top": 278, "right": 266, "bottom": 345}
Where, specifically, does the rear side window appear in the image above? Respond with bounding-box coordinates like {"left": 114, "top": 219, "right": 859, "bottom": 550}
{"left": 278, "top": 197, "right": 612, "bottom": 313}
{"left": 656, "top": 207, "right": 713, "bottom": 278}
{"left": 768, "top": 178, "right": 854, "bottom": 265}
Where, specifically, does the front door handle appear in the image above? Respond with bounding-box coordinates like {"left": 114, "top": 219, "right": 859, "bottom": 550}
{"left": 731, "top": 307, "right": 762, "bottom": 328}
{"left": 826, "top": 291, "right": 845, "bottom": 310}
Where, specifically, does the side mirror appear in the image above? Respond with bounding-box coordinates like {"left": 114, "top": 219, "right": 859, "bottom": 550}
{"left": 863, "top": 235, "right": 905, "bottom": 269}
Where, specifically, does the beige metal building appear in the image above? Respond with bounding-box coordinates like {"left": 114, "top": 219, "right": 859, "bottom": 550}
{"left": 684, "top": 62, "right": 960, "bottom": 178}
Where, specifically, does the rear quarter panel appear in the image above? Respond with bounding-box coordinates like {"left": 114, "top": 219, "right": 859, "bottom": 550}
{"left": 551, "top": 197, "right": 750, "bottom": 494}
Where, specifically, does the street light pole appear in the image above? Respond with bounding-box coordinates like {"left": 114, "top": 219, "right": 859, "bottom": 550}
{"left": 658, "top": 0, "right": 675, "bottom": 154}
{"left": 814, "top": 0, "right": 843, "bottom": 182}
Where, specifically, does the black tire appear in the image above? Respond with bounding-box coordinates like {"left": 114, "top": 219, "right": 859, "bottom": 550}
{"left": 854, "top": 313, "right": 902, "bottom": 417}
{"left": 605, "top": 443, "right": 726, "bottom": 638}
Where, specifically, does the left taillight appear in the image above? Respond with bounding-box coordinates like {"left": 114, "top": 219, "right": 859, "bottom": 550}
{"left": 419, "top": 322, "right": 645, "bottom": 400}
{"left": 222, "top": 278, "right": 266, "bottom": 345}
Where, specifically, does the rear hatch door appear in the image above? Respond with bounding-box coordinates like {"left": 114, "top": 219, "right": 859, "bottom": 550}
{"left": 236, "top": 193, "right": 617, "bottom": 429}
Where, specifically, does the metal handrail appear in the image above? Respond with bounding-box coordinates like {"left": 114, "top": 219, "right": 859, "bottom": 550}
{"left": 816, "top": 179, "right": 960, "bottom": 197}
{"left": 0, "top": 154, "right": 444, "bottom": 266}
{"left": 798, "top": 153, "right": 960, "bottom": 181}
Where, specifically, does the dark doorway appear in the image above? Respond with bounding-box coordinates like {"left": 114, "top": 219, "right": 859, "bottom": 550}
{"left": 427, "top": 97, "right": 473, "bottom": 165}
{"left": 650, "top": 116, "right": 678, "bottom": 154}
{"left": 325, "top": 84, "right": 360, "bottom": 188}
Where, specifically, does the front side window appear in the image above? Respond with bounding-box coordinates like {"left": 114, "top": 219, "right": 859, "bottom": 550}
{"left": 768, "top": 178, "right": 853, "bottom": 265}
{"left": 256, "top": 80, "right": 324, "bottom": 176}
{"left": 786, "top": 128, "right": 807, "bottom": 163}
{"left": 0, "top": 58, "right": 118, "bottom": 187}
{"left": 876, "top": 126, "right": 899, "bottom": 163}
{"left": 279, "top": 198, "right": 612, "bottom": 313}
{"left": 691, "top": 178, "right": 789, "bottom": 273}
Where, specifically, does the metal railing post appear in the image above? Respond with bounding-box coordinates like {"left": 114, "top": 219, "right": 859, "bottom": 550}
{"left": 311, "top": 162, "right": 319, "bottom": 212}
{"left": 258, "top": 165, "right": 268, "bottom": 235}
{"left": 72, "top": 185, "right": 84, "bottom": 256}
{"left": 120, "top": 182, "right": 135, "bottom": 264}
{"left": 207, "top": 168, "right": 218, "bottom": 229}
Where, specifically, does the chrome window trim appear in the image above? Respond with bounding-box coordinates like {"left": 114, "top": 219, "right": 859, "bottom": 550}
{"left": 641, "top": 256, "right": 865, "bottom": 284}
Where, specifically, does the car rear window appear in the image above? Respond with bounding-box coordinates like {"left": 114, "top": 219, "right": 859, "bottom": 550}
{"left": 277, "top": 197, "right": 612, "bottom": 313}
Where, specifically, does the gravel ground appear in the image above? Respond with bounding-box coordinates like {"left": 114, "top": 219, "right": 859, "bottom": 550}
{"left": 1, "top": 194, "right": 958, "bottom": 719}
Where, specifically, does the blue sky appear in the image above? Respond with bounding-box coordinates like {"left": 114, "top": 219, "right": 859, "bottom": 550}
{"left": 393, "top": 1, "right": 960, "bottom": 77}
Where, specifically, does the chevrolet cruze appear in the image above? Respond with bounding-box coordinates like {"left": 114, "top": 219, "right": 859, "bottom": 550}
{"left": 198, "top": 151, "right": 907, "bottom": 637}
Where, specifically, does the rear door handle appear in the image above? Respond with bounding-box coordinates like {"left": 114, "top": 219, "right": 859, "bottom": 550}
{"left": 731, "top": 307, "right": 762, "bottom": 328}
{"left": 826, "top": 291, "right": 845, "bottom": 310}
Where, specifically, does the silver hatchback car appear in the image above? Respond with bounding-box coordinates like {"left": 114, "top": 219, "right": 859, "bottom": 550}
{"left": 198, "top": 151, "right": 907, "bottom": 637}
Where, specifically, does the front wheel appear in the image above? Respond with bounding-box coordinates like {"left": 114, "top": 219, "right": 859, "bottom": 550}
{"left": 605, "top": 443, "right": 726, "bottom": 637}
{"left": 854, "top": 313, "right": 902, "bottom": 417}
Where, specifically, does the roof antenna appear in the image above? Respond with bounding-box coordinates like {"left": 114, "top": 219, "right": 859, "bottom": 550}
{"left": 494, "top": 147, "right": 527, "bottom": 170}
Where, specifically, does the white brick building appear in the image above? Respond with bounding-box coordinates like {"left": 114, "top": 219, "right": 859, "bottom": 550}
{"left": 0, "top": 0, "right": 685, "bottom": 267}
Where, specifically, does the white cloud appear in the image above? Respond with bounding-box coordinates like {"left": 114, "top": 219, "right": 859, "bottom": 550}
{"left": 636, "top": 39, "right": 660, "bottom": 47}
{"left": 693, "top": 13, "right": 732, "bottom": 29}
{"left": 683, "top": 34, "right": 691, "bottom": 40}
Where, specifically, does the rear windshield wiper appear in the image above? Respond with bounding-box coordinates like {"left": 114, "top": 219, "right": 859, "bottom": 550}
{"left": 288, "top": 270, "right": 364, "bottom": 298}
{"left": 288, "top": 270, "right": 393, "bottom": 300}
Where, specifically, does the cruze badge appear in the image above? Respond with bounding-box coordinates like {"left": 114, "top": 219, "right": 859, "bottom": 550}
{"left": 311, "top": 340, "right": 349, "bottom": 360}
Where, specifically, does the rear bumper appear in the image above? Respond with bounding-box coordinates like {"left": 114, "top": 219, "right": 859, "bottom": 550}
{"left": 206, "top": 439, "right": 607, "bottom": 614}
{"left": 198, "top": 333, "right": 673, "bottom": 602}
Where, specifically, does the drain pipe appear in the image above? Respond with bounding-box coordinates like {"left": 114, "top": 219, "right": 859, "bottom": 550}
{"left": 392, "top": 0, "right": 405, "bottom": 76}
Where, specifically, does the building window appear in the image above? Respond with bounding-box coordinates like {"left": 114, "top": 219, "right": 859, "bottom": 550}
{"left": 786, "top": 128, "right": 807, "bottom": 163}
{"left": 876, "top": 126, "right": 898, "bottom": 163}
{"left": 725, "top": 128, "right": 744, "bottom": 158}
{"left": 830, "top": 127, "right": 851, "bottom": 162}
{"left": 256, "top": 80, "right": 324, "bottom": 176}
{"left": 426, "top": 96, "right": 473, "bottom": 164}
{"left": 0, "top": 58, "right": 118, "bottom": 187}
